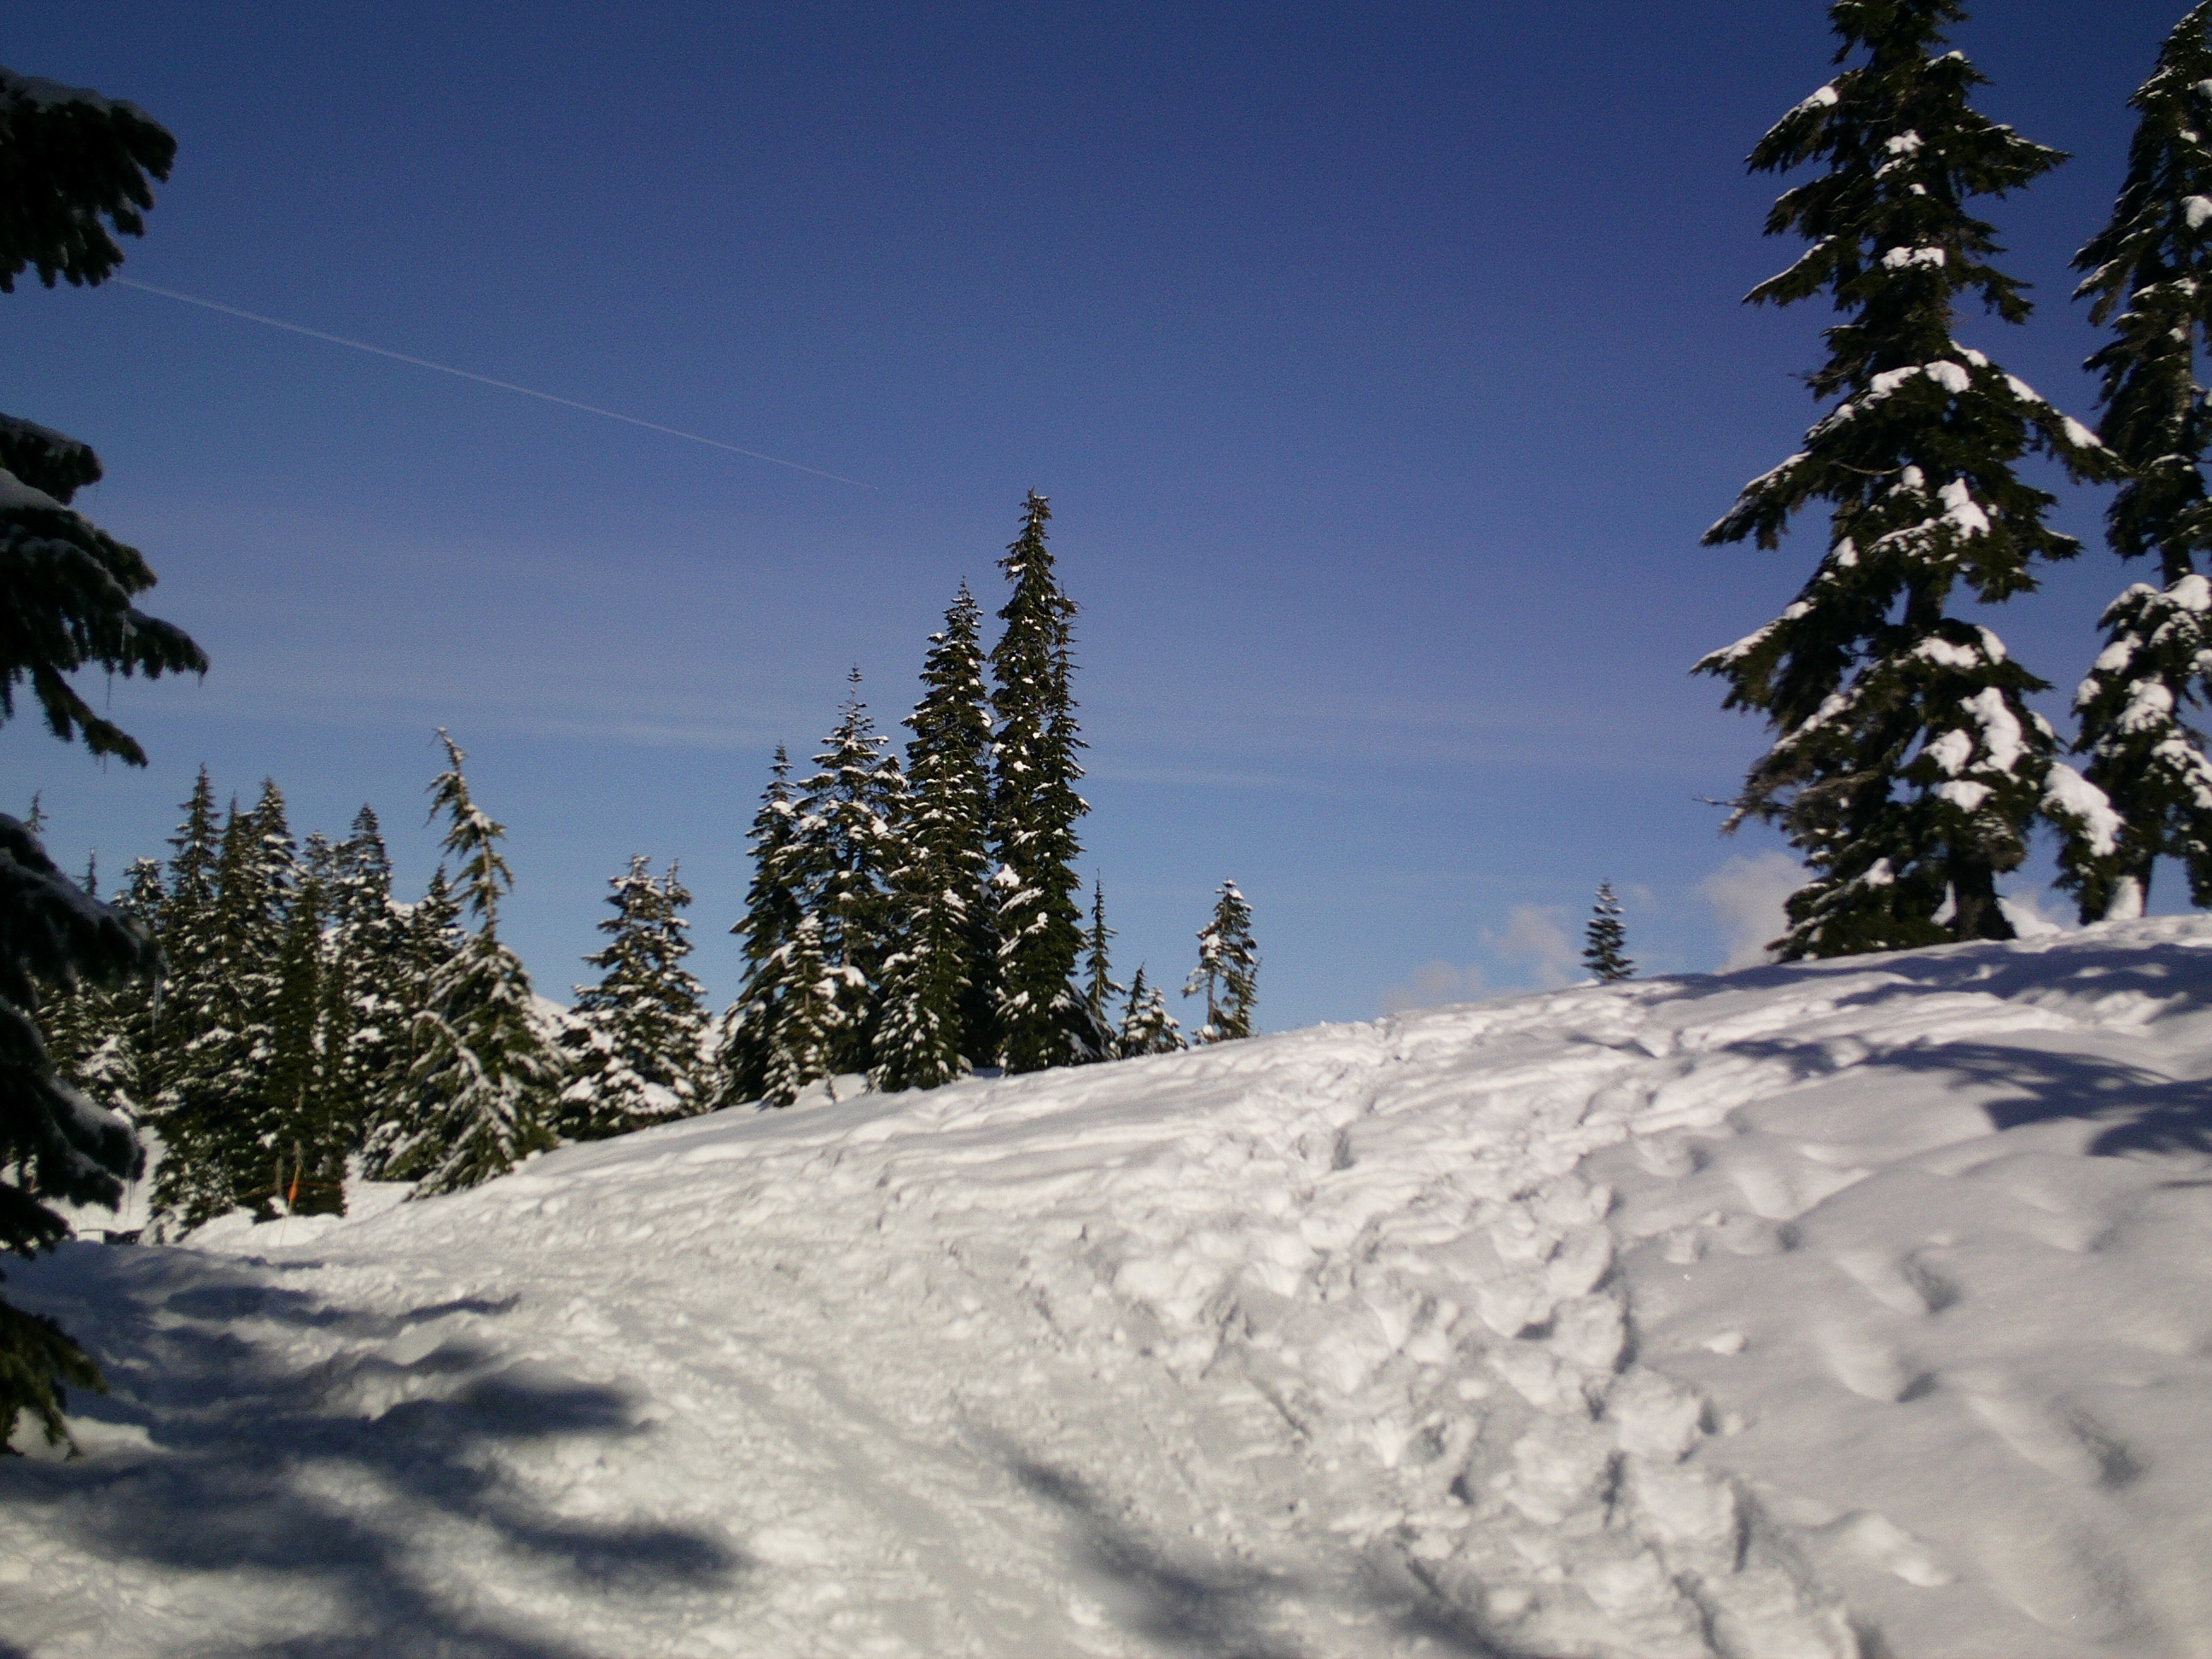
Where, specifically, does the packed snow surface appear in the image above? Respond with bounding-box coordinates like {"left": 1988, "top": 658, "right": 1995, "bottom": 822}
{"left": 9, "top": 920, "right": 2212, "bottom": 1657}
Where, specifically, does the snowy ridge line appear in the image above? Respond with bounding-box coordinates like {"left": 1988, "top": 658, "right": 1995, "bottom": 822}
{"left": 8, "top": 918, "right": 2212, "bottom": 1656}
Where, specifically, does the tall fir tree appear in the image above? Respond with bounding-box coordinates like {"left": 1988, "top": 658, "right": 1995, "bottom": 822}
{"left": 559, "top": 857, "right": 709, "bottom": 1138}
{"left": 988, "top": 492, "right": 1095, "bottom": 1071}
{"left": 2060, "top": 3, "right": 2212, "bottom": 920}
{"left": 204, "top": 782, "right": 298, "bottom": 1218}
{"left": 1583, "top": 881, "right": 1633, "bottom": 982}
{"left": 1116, "top": 965, "right": 1185, "bottom": 1057}
{"left": 1697, "top": 0, "right": 2119, "bottom": 959}
{"left": 784, "top": 674, "right": 906, "bottom": 1075}
{"left": 260, "top": 878, "right": 344, "bottom": 1216}
{"left": 0, "top": 63, "right": 209, "bottom": 1448}
{"left": 145, "top": 770, "right": 233, "bottom": 1235}
{"left": 384, "top": 733, "right": 557, "bottom": 1196}
{"left": 327, "top": 805, "right": 410, "bottom": 1146}
{"left": 1184, "top": 881, "right": 1258, "bottom": 1044}
{"left": 899, "top": 583, "right": 998, "bottom": 1066}
{"left": 715, "top": 748, "right": 803, "bottom": 1106}
{"left": 1079, "top": 876, "right": 1121, "bottom": 1062}
{"left": 360, "top": 865, "right": 462, "bottom": 1178}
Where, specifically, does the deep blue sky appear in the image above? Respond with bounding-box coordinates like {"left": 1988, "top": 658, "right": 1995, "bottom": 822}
{"left": 1, "top": 0, "right": 2188, "bottom": 1029}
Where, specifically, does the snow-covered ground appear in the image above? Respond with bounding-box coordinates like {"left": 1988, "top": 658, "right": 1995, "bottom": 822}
{"left": 7, "top": 920, "right": 2212, "bottom": 1658}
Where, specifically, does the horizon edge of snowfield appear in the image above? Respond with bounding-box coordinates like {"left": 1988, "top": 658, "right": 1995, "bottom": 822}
{"left": 8, "top": 917, "right": 2211, "bottom": 1658}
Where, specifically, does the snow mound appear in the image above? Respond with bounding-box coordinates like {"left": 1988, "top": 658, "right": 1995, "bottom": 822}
{"left": 7, "top": 920, "right": 2212, "bottom": 1656}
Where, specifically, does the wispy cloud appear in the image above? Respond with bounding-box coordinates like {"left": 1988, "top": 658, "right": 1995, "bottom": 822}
{"left": 1697, "top": 851, "right": 1800, "bottom": 969}
{"left": 1379, "top": 958, "right": 1487, "bottom": 1015}
{"left": 1481, "top": 904, "right": 1580, "bottom": 988}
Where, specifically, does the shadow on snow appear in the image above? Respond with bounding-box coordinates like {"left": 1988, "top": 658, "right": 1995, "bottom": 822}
{"left": 2, "top": 1243, "right": 745, "bottom": 1659}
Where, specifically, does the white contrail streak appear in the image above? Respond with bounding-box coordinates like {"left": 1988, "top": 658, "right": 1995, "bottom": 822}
{"left": 115, "top": 277, "right": 873, "bottom": 489}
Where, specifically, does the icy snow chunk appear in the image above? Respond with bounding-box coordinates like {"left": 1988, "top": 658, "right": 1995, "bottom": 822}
{"left": 1870, "top": 365, "right": 1922, "bottom": 397}
{"left": 1925, "top": 729, "right": 1973, "bottom": 776}
{"left": 2173, "top": 573, "right": 2212, "bottom": 612}
{"left": 1829, "top": 1511, "right": 1956, "bottom": 1586}
{"left": 1967, "top": 686, "right": 2024, "bottom": 773}
{"left": 1804, "top": 84, "right": 1840, "bottom": 109}
{"left": 2043, "top": 764, "right": 2122, "bottom": 858}
{"left": 1938, "top": 477, "right": 1989, "bottom": 535}
{"left": 2062, "top": 416, "right": 2104, "bottom": 451}
{"left": 1503, "top": 1417, "right": 1616, "bottom": 1526}
{"left": 1553, "top": 1295, "right": 1627, "bottom": 1371}
{"left": 1936, "top": 781, "right": 1992, "bottom": 812}
{"left": 1608, "top": 1370, "right": 1705, "bottom": 1461}
{"left": 1915, "top": 637, "right": 1982, "bottom": 669}
{"left": 2188, "top": 195, "right": 2212, "bottom": 230}
{"left": 0, "top": 468, "right": 69, "bottom": 515}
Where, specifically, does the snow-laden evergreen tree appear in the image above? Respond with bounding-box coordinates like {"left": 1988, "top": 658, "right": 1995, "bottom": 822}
{"left": 384, "top": 733, "right": 557, "bottom": 1196}
{"left": 35, "top": 853, "right": 108, "bottom": 1098}
{"left": 0, "top": 63, "right": 210, "bottom": 1447}
{"left": 326, "top": 805, "right": 410, "bottom": 1144}
{"left": 54, "top": 856, "right": 166, "bottom": 1132}
{"left": 145, "top": 770, "right": 233, "bottom": 1234}
{"left": 1697, "top": 0, "right": 2120, "bottom": 959}
{"left": 143, "top": 782, "right": 297, "bottom": 1231}
{"left": 870, "top": 862, "right": 970, "bottom": 1092}
{"left": 785, "top": 674, "right": 906, "bottom": 1075}
{"left": 0, "top": 818, "right": 151, "bottom": 1449}
{"left": 260, "top": 878, "right": 344, "bottom": 1216}
{"left": 207, "top": 782, "right": 298, "bottom": 1215}
{"left": 760, "top": 912, "right": 843, "bottom": 1108}
{"left": 559, "top": 857, "right": 708, "bottom": 1139}
{"left": 359, "top": 865, "right": 462, "bottom": 1179}
{"left": 1184, "top": 881, "right": 1258, "bottom": 1044}
{"left": 1079, "top": 877, "right": 1121, "bottom": 1062}
{"left": 1582, "top": 882, "right": 1633, "bottom": 981}
{"left": 1116, "top": 965, "right": 1185, "bottom": 1057}
{"left": 714, "top": 748, "right": 803, "bottom": 1106}
{"left": 989, "top": 492, "right": 1097, "bottom": 1071}
{"left": 2059, "top": 3, "right": 2212, "bottom": 920}
{"left": 0, "top": 73, "right": 205, "bottom": 771}
{"left": 899, "top": 583, "right": 998, "bottom": 1066}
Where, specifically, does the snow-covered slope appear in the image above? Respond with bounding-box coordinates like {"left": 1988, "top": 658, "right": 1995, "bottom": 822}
{"left": 7, "top": 921, "right": 2212, "bottom": 1658}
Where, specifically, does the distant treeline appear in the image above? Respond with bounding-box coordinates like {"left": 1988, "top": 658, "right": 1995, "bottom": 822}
{"left": 39, "top": 493, "right": 1259, "bottom": 1237}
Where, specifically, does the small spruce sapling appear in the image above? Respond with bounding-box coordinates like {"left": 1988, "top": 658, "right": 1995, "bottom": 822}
{"left": 1117, "top": 965, "right": 1185, "bottom": 1057}
{"left": 1583, "top": 882, "right": 1634, "bottom": 982}
{"left": 1184, "top": 881, "right": 1258, "bottom": 1044}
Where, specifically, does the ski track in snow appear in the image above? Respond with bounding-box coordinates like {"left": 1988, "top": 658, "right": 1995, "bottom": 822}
{"left": 8, "top": 919, "right": 2212, "bottom": 1657}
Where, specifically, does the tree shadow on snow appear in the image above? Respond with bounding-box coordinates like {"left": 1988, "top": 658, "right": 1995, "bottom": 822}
{"left": 1724, "top": 1034, "right": 2212, "bottom": 1160}
{"left": 994, "top": 1447, "right": 1502, "bottom": 1659}
{"left": 0, "top": 1244, "right": 745, "bottom": 1659}
{"left": 1643, "top": 934, "right": 2212, "bottom": 1022}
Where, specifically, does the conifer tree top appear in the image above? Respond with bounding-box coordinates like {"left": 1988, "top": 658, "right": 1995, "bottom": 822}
{"left": 426, "top": 730, "right": 513, "bottom": 933}
{"left": 2069, "top": 2, "right": 2212, "bottom": 577}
